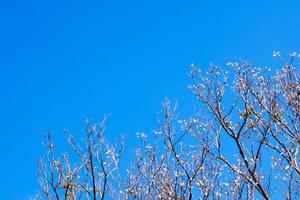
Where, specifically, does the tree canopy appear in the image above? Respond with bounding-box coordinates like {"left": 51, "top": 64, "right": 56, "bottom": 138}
{"left": 35, "top": 54, "right": 300, "bottom": 200}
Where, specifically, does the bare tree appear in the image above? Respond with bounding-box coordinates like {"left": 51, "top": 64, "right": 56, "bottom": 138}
{"left": 188, "top": 52, "right": 300, "bottom": 199}
{"left": 35, "top": 117, "right": 124, "bottom": 200}
{"left": 35, "top": 53, "right": 300, "bottom": 199}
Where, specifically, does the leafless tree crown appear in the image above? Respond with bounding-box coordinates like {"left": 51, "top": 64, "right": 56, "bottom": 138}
{"left": 34, "top": 53, "right": 300, "bottom": 200}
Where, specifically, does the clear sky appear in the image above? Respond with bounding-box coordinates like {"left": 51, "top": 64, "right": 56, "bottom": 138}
{"left": 0, "top": 0, "right": 299, "bottom": 199}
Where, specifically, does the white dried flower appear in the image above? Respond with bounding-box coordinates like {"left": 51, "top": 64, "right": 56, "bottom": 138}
{"left": 273, "top": 51, "right": 281, "bottom": 57}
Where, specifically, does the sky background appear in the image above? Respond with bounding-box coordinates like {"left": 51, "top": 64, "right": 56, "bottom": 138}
{"left": 0, "top": 0, "right": 299, "bottom": 199}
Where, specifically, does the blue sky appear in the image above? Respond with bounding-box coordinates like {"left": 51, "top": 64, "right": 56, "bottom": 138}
{"left": 0, "top": 0, "right": 299, "bottom": 199}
